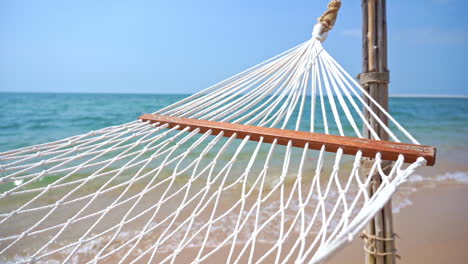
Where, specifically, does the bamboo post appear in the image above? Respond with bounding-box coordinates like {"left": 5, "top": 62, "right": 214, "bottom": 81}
{"left": 361, "top": 0, "right": 396, "bottom": 264}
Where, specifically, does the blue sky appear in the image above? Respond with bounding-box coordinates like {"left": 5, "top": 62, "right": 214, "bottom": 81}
{"left": 0, "top": 0, "right": 467, "bottom": 95}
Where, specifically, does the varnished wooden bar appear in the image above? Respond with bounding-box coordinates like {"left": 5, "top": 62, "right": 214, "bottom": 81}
{"left": 139, "top": 114, "right": 436, "bottom": 166}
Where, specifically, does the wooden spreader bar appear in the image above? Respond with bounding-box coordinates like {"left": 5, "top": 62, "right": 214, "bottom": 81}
{"left": 139, "top": 114, "right": 436, "bottom": 166}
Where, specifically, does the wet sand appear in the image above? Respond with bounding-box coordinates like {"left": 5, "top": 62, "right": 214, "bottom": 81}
{"left": 3, "top": 165, "right": 467, "bottom": 263}
{"left": 329, "top": 183, "right": 468, "bottom": 263}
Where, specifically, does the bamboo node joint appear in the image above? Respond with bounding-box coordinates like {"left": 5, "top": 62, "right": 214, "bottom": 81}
{"left": 358, "top": 72, "right": 390, "bottom": 87}
{"left": 360, "top": 231, "right": 401, "bottom": 259}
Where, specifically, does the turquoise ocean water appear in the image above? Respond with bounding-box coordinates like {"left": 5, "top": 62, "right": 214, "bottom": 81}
{"left": 0, "top": 92, "right": 467, "bottom": 183}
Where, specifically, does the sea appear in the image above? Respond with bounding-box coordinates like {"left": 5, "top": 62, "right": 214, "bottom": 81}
{"left": 1, "top": 92, "right": 467, "bottom": 194}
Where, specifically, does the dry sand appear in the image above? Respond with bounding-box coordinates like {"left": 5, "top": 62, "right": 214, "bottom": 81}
{"left": 148, "top": 183, "right": 468, "bottom": 263}
{"left": 328, "top": 183, "right": 468, "bottom": 263}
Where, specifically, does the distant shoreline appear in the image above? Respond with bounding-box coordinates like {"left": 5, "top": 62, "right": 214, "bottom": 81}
{"left": 390, "top": 94, "right": 468, "bottom": 98}
{"left": 1, "top": 91, "right": 467, "bottom": 99}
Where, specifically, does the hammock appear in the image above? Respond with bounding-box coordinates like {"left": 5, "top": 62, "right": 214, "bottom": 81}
{"left": 0, "top": 7, "right": 434, "bottom": 264}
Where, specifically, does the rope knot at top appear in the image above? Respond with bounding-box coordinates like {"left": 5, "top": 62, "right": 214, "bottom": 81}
{"left": 312, "top": 0, "right": 341, "bottom": 42}
{"left": 312, "top": 23, "right": 328, "bottom": 42}
{"left": 318, "top": 0, "right": 342, "bottom": 32}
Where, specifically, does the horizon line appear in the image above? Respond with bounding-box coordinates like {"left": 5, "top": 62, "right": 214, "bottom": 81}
{"left": 1, "top": 91, "right": 467, "bottom": 98}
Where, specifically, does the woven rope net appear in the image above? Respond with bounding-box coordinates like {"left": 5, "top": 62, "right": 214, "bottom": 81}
{"left": 0, "top": 22, "right": 428, "bottom": 264}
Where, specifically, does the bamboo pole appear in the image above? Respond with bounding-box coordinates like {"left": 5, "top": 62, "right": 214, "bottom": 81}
{"left": 361, "top": 0, "right": 395, "bottom": 263}
{"left": 360, "top": 4, "right": 375, "bottom": 264}
{"left": 376, "top": 1, "right": 396, "bottom": 262}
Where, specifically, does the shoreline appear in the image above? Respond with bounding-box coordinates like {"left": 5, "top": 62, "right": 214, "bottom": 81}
{"left": 1, "top": 171, "right": 467, "bottom": 263}
{"left": 328, "top": 182, "right": 468, "bottom": 263}
{"left": 1, "top": 91, "right": 467, "bottom": 99}
{"left": 389, "top": 94, "right": 468, "bottom": 98}
{"left": 126, "top": 182, "right": 468, "bottom": 264}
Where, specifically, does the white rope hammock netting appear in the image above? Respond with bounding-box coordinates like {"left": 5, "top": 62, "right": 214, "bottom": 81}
{"left": 0, "top": 24, "right": 428, "bottom": 264}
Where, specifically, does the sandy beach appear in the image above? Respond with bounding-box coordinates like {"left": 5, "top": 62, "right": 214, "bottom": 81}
{"left": 329, "top": 183, "right": 468, "bottom": 263}
{"left": 154, "top": 181, "right": 468, "bottom": 264}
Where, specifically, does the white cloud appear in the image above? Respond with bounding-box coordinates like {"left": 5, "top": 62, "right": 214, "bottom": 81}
{"left": 394, "top": 28, "right": 468, "bottom": 46}
{"left": 432, "top": 0, "right": 460, "bottom": 4}
{"left": 340, "top": 28, "right": 361, "bottom": 38}
{"left": 340, "top": 26, "right": 467, "bottom": 46}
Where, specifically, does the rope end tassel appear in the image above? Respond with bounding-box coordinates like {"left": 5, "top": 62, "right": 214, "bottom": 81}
{"left": 318, "top": 0, "right": 342, "bottom": 32}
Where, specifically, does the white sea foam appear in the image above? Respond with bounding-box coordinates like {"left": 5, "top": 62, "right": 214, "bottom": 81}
{"left": 391, "top": 170, "right": 468, "bottom": 214}
{"left": 408, "top": 171, "right": 468, "bottom": 184}
{"left": 392, "top": 198, "right": 413, "bottom": 213}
